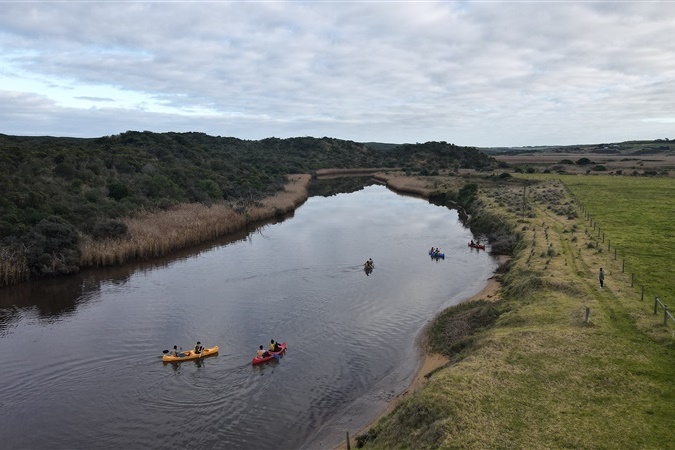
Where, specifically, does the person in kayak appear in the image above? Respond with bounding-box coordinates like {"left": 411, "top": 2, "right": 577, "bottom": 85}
{"left": 170, "top": 345, "right": 186, "bottom": 357}
{"left": 194, "top": 341, "right": 204, "bottom": 354}
{"left": 269, "top": 339, "right": 282, "bottom": 352}
{"left": 257, "top": 345, "right": 270, "bottom": 358}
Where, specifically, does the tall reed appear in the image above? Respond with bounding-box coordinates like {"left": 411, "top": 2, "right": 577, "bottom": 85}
{"left": 0, "top": 248, "right": 30, "bottom": 288}
{"left": 80, "top": 174, "right": 310, "bottom": 269}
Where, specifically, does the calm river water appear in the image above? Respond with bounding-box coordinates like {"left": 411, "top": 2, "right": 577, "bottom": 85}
{"left": 0, "top": 184, "right": 497, "bottom": 449}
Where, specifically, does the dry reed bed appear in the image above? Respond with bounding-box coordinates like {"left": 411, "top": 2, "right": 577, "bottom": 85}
{"left": 0, "top": 249, "right": 30, "bottom": 287}
{"left": 80, "top": 203, "right": 247, "bottom": 267}
{"left": 373, "top": 173, "right": 434, "bottom": 198}
{"left": 81, "top": 174, "right": 310, "bottom": 268}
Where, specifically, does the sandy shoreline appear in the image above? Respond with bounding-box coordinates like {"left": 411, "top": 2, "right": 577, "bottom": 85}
{"left": 336, "top": 275, "right": 503, "bottom": 450}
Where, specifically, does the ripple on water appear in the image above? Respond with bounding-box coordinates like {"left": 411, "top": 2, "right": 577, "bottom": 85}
{"left": 0, "top": 185, "right": 498, "bottom": 450}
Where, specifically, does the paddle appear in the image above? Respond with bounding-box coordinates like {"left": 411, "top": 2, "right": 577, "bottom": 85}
{"left": 274, "top": 342, "right": 286, "bottom": 360}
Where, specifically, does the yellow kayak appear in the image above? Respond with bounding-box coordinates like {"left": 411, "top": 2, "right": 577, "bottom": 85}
{"left": 162, "top": 345, "right": 219, "bottom": 362}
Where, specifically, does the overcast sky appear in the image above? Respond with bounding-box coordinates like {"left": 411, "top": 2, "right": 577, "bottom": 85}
{"left": 1, "top": 1, "right": 674, "bottom": 147}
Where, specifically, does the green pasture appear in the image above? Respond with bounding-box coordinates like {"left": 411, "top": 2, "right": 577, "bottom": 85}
{"left": 529, "top": 175, "right": 675, "bottom": 303}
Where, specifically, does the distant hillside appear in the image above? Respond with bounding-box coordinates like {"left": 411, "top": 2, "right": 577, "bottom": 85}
{"left": 0, "top": 131, "right": 495, "bottom": 282}
{"left": 480, "top": 138, "right": 674, "bottom": 156}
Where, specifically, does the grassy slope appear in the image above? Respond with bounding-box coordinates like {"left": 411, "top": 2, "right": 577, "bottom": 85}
{"left": 360, "top": 178, "right": 675, "bottom": 449}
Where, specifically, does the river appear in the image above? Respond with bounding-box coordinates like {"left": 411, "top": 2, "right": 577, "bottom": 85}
{"left": 0, "top": 184, "right": 497, "bottom": 449}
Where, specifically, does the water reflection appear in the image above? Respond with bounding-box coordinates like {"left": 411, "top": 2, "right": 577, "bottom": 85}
{"left": 308, "top": 175, "right": 375, "bottom": 197}
{"left": 0, "top": 214, "right": 294, "bottom": 333}
{"left": 0, "top": 184, "right": 497, "bottom": 450}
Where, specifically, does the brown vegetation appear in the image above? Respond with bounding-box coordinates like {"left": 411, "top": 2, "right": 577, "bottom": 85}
{"left": 0, "top": 248, "right": 30, "bottom": 286}
{"left": 80, "top": 174, "right": 310, "bottom": 269}
{"left": 374, "top": 171, "right": 472, "bottom": 199}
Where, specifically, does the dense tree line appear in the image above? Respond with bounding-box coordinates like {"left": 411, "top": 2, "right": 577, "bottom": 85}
{"left": 0, "top": 131, "right": 496, "bottom": 281}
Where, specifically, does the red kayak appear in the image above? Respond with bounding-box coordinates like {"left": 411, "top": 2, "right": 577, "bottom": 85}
{"left": 468, "top": 242, "right": 486, "bottom": 250}
{"left": 252, "top": 342, "right": 287, "bottom": 365}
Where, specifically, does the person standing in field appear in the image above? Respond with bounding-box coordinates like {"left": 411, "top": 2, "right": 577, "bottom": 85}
{"left": 599, "top": 268, "right": 605, "bottom": 288}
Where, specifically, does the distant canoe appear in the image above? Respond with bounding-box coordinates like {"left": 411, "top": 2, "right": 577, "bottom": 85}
{"left": 468, "top": 242, "right": 486, "bottom": 250}
{"left": 429, "top": 250, "right": 445, "bottom": 259}
{"left": 252, "top": 342, "right": 287, "bottom": 365}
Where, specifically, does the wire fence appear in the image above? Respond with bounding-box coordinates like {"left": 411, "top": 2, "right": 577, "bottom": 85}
{"left": 565, "top": 186, "right": 675, "bottom": 329}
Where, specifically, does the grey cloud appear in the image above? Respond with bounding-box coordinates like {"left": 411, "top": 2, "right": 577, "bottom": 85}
{"left": 1, "top": 2, "right": 675, "bottom": 146}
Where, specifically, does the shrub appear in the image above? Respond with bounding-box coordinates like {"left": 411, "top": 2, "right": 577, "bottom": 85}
{"left": 90, "top": 220, "right": 128, "bottom": 241}
{"left": 53, "top": 163, "right": 76, "bottom": 180}
{"left": 24, "top": 216, "right": 80, "bottom": 277}
{"left": 108, "top": 181, "right": 131, "bottom": 201}
{"left": 457, "top": 183, "right": 479, "bottom": 206}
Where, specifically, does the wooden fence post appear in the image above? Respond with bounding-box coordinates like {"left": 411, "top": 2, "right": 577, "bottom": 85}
{"left": 608, "top": 239, "right": 611, "bottom": 251}
{"left": 614, "top": 248, "right": 617, "bottom": 260}
{"left": 346, "top": 431, "right": 351, "bottom": 450}
{"left": 622, "top": 259, "right": 625, "bottom": 273}
{"left": 631, "top": 273, "right": 634, "bottom": 287}
{"left": 585, "top": 307, "right": 591, "bottom": 324}
{"left": 602, "top": 232, "right": 604, "bottom": 243}
{"left": 641, "top": 285, "right": 644, "bottom": 301}
{"left": 665, "top": 306, "right": 670, "bottom": 326}
{"left": 654, "top": 297, "right": 659, "bottom": 315}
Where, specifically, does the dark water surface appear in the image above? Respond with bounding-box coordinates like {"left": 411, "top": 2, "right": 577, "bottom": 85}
{"left": 0, "top": 185, "right": 497, "bottom": 449}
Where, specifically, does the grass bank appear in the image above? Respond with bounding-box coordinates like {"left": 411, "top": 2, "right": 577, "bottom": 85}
{"left": 355, "top": 177, "right": 675, "bottom": 449}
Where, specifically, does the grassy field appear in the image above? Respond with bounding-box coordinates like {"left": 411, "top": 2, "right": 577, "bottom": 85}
{"left": 555, "top": 175, "right": 675, "bottom": 303}
{"left": 357, "top": 176, "right": 675, "bottom": 449}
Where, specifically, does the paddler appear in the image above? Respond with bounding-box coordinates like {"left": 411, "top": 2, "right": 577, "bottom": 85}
{"left": 257, "top": 345, "right": 270, "bottom": 358}
{"left": 170, "top": 345, "right": 186, "bottom": 357}
{"left": 269, "top": 339, "right": 281, "bottom": 352}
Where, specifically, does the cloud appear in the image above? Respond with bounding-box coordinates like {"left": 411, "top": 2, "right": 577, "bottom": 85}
{"left": 1, "top": 1, "right": 675, "bottom": 146}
